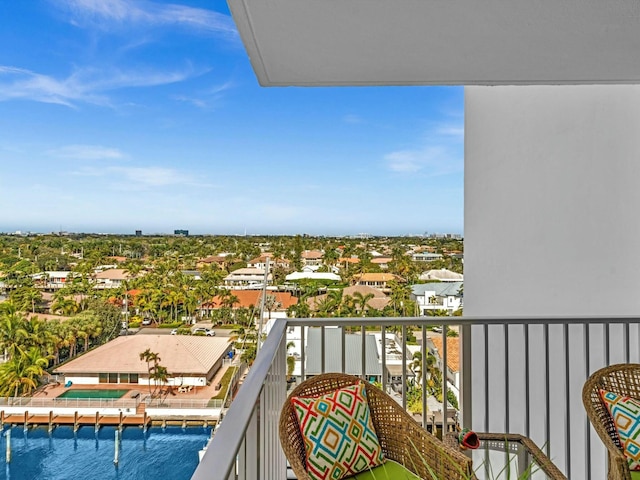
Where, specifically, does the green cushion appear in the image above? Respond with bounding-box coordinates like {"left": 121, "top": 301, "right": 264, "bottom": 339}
{"left": 630, "top": 470, "right": 640, "bottom": 480}
{"left": 349, "top": 460, "right": 421, "bottom": 479}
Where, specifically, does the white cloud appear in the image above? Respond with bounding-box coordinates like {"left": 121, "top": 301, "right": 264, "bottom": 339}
{"left": 56, "top": 0, "right": 237, "bottom": 37}
{"left": 50, "top": 144, "right": 126, "bottom": 160}
{"left": 73, "top": 164, "right": 211, "bottom": 189}
{"left": 343, "top": 114, "right": 363, "bottom": 124}
{"left": 384, "top": 121, "right": 463, "bottom": 175}
{"left": 436, "top": 125, "right": 464, "bottom": 139}
{"left": 172, "top": 80, "right": 234, "bottom": 109}
{"left": 0, "top": 64, "right": 196, "bottom": 107}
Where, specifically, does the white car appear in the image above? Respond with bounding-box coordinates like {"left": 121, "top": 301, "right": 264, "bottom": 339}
{"left": 170, "top": 328, "right": 178, "bottom": 335}
{"left": 142, "top": 318, "right": 152, "bottom": 326}
{"left": 193, "top": 327, "right": 215, "bottom": 336}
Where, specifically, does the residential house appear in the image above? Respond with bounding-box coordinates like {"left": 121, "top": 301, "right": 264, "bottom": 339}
{"left": 428, "top": 334, "right": 461, "bottom": 400}
{"left": 247, "top": 254, "right": 290, "bottom": 270}
{"left": 411, "top": 282, "right": 463, "bottom": 315}
{"left": 196, "top": 255, "right": 231, "bottom": 270}
{"left": 307, "top": 285, "right": 390, "bottom": 313}
{"left": 285, "top": 271, "right": 341, "bottom": 282}
{"left": 352, "top": 272, "right": 405, "bottom": 293}
{"left": 94, "top": 269, "right": 131, "bottom": 289}
{"left": 371, "top": 332, "right": 414, "bottom": 387}
{"left": 412, "top": 252, "right": 443, "bottom": 262}
{"left": 31, "top": 271, "right": 73, "bottom": 290}
{"left": 300, "top": 250, "right": 324, "bottom": 267}
{"left": 200, "top": 290, "right": 297, "bottom": 317}
{"left": 370, "top": 256, "right": 393, "bottom": 269}
{"left": 223, "top": 268, "right": 272, "bottom": 287}
{"left": 418, "top": 268, "right": 463, "bottom": 282}
{"left": 54, "top": 335, "right": 232, "bottom": 388}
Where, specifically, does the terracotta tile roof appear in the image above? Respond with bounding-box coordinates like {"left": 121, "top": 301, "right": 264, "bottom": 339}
{"left": 338, "top": 257, "right": 360, "bottom": 264}
{"left": 94, "top": 269, "right": 129, "bottom": 280}
{"left": 355, "top": 273, "right": 405, "bottom": 282}
{"left": 107, "top": 256, "right": 127, "bottom": 263}
{"left": 198, "top": 255, "right": 228, "bottom": 264}
{"left": 301, "top": 250, "right": 323, "bottom": 259}
{"left": 371, "top": 257, "right": 393, "bottom": 264}
{"left": 307, "top": 286, "right": 389, "bottom": 311}
{"left": 247, "top": 255, "right": 289, "bottom": 265}
{"left": 430, "top": 336, "right": 460, "bottom": 373}
{"left": 54, "top": 335, "right": 230, "bottom": 375}
{"left": 204, "top": 290, "right": 298, "bottom": 310}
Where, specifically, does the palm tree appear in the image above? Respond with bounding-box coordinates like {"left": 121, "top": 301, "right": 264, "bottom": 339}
{"left": 262, "top": 294, "right": 281, "bottom": 320}
{"left": 0, "top": 347, "right": 49, "bottom": 397}
{"left": 139, "top": 349, "right": 161, "bottom": 397}
{"left": 51, "top": 296, "right": 78, "bottom": 316}
{"left": 0, "top": 312, "right": 29, "bottom": 360}
{"left": 149, "top": 364, "right": 170, "bottom": 398}
{"left": 352, "top": 291, "right": 375, "bottom": 317}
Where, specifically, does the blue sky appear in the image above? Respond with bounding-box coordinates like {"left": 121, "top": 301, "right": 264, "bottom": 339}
{"left": 0, "top": 0, "right": 463, "bottom": 236}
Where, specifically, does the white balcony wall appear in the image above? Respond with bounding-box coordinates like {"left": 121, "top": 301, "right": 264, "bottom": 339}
{"left": 465, "top": 85, "right": 640, "bottom": 479}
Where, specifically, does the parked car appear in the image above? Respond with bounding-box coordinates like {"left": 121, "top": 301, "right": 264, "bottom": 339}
{"left": 141, "top": 318, "right": 152, "bottom": 326}
{"left": 170, "top": 328, "right": 178, "bottom": 335}
{"left": 192, "top": 327, "right": 215, "bottom": 336}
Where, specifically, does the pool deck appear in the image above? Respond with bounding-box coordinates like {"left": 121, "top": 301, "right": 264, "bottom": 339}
{"left": 0, "top": 363, "right": 247, "bottom": 429}
{"left": 34, "top": 362, "right": 238, "bottom": 400}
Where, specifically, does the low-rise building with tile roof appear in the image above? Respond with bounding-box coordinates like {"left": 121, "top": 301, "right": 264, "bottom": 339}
{"left": 352, "top": 273, "right": 405, "bottom": 293}
{"left": 54, "top": 335, "right": 232, "bottom": 388}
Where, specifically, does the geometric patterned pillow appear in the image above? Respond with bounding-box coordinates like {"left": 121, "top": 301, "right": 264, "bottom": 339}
{"left": 600, "top": 389, "right": 640, "bottom": 471}
{"left": 291, "top": 381, "right": 385, "bottom": 480}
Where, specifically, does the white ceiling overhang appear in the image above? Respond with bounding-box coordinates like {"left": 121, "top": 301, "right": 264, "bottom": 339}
{"left": 227, "top": 0, "right": 640, "bottom": 86}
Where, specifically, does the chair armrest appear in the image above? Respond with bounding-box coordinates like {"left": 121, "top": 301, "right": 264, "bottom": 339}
{"left": 606, "top": 446, "right": 631, "bottom": 480}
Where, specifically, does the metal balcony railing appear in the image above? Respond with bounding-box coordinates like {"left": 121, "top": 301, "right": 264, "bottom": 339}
{"left": 192, "top": 315, "right": 640, "bottom": 480}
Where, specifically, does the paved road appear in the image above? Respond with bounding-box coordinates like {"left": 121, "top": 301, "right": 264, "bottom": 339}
{"left": 132, "top": 325, "right": 232, "bottom": 337}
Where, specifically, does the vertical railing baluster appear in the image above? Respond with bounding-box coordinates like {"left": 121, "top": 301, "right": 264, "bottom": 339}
{"left": 605, "top": 323, "right": 610, "bottom": 366}
{"left": 361, "top": 325, "right": 366, "bottom": 380}
{"left": 564, "top": 322, "right": 571, "bottom": 479}
{"left": 544, "top": 322, "right": 550, "bottom": 458}
{"left": 402, "top": 325, "right": 407, "bottom": 411}
{"left": 585, "top": 322, "right": 591, "bottom": 480}
{"left": 484, "top": 323, "right": 489, "bottom": 433}
{"left": 341, "top": 326, "right": 346, "bottom": 374}
{"left": 504, "top": 323, "right": 509, "bottom": 433}
{"left": 524, "top": 323, "right": 530, "bottom": 438}
{"left": 422, "top": 325, "right": 427, "bottom": 429}
{"left": 441, "top": 325, "right": 447, "bottom": 435}
{"left": 381, "top": 325, "right": 387, "bottom": 394}
{"left": 625, "top": 322, "right": 630, "bottom": 364}
{"left": 301, "top": 326, "right": 305, "bottom": 381}
{"left": 320, "top": 326, "right": 325, "bottom": 374}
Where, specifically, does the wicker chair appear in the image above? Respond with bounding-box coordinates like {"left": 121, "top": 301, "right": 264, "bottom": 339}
{"left": 582, "top": 363, "right": 640, "bottom": 480}
{"left": 279, "top": 373, "right": 475, "bottom": 480}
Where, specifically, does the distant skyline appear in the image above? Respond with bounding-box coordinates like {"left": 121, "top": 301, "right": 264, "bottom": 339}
{"left": 0, "top": 1, "right": 463, "bottom": 236}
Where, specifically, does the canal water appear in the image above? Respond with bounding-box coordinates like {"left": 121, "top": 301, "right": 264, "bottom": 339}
{"left": 0, "top": 425, "right": 211, "bottom": 480}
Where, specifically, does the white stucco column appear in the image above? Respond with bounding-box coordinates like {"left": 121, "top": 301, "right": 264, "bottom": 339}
{"left": 464, "top": 85, "right": 640, "bottom": 479}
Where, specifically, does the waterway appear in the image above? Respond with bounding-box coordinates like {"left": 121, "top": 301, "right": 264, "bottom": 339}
{"left": 0, "top": 425, "right": 211, "bottom": 480}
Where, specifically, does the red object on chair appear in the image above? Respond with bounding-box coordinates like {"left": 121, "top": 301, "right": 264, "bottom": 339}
{"left": 459, "top": 429, "right": 480, "bottom": 450}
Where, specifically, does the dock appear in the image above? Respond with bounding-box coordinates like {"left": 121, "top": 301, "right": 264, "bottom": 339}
{"left": 0, "top": 410, "right": 151, "bottom": 432}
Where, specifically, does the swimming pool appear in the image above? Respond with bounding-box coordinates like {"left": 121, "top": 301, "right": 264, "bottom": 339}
{"left": 58, "top": 389, "right": 129, "bottom": 399}
{"left": 0, "top": 425, "right": 211, "bottom": 480}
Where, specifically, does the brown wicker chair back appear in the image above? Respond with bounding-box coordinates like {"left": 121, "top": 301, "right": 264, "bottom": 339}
{"left": 582, "top": 363, "right": 640, "bottom": 480}
{"left": 279, "top": 372, "right": 475, "bottom": 480}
